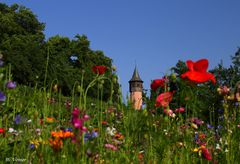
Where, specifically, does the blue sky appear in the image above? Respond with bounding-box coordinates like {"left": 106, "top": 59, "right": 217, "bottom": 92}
{"left": 2, "top": 0, "right": 240, "bottom": 98}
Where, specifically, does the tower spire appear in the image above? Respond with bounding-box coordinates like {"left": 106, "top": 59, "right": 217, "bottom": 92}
{"left": 129, "top": 66, "right": 143, "bottom": 82}
{"left": 129, "top": 65, "right": 143, "bottom": 110}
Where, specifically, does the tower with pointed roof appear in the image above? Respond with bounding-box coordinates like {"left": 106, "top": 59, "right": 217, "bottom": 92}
{"left": 129, "top": 66, "right": 143, "bottom": 110}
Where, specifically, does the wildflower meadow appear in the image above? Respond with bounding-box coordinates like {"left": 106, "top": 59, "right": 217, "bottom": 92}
{"left": 0, "top": 53, "right": 240, "bottom": 164}
{"left": 1, "top": 2, "right": 240, "bottom": 164}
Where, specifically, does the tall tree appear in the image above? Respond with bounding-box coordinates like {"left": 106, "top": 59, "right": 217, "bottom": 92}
{"left": 0, "top": 3, "right": 120, "bottom": 101}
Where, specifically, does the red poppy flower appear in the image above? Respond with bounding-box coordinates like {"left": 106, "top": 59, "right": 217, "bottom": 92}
{"left": 0, "top": 128, "right": 5, "bottom": 134}
{"left": 151, "top": 79, "right": 165, "bottom": 91}
{"left": 92, "top": 65, "right": 107, "bottom": 75}
{"left": 155, "top": 91, "right": 173, "bottom": 107}
{"left": 102, "top": 121, "right": 108, "bottom": 125}
{"left": 201, "top": 147, "right": 212, "bottom": 160}
{"left": 180, "top": 59, "right": 216, "bottom": 84}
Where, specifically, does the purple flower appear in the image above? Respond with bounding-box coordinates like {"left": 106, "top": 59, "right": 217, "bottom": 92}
{"left": 0, "top": 60, "right": 3, "bottom": 67}
{"left": 207, "top": 124, "right": 214, "bottom": 129}
{"left": 235, "top": 102, "right": 239, "bottom": 107}
{"left": 84, "top": 131, "right": 98, "bottom": 142}
{"left": 6, "top": 81, "right": 16, "bottom": 89}
{"left": 92, "top": 131, "right": 98, "bottom": 138}
{"left": 29, "top": 144, "right": 35, "bottom": 149}
{"left": 14, "top": 114, "right": 22, "bottom": 124}
{"left": 0, "top": 92, "right": 6, "bottom": 102}
{"left": 189, "top": 117, "right": 204, "bottom": 125}
{"left": 14, "top": 114, "right": 26, "bottom": 124}
{"left": 65, "top": 128, "right": 73, "bottom": 132}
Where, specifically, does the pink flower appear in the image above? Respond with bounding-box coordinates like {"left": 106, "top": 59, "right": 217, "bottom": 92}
{"left": 72, "top": 118, "right": 83, "bottom": 129}
{"left": 175, "top": 107, "right": 185, "bottom": 113}
{"left": 105, "top": 144, "right": 118, "bottom": 151}
{"left": 155, "top": 92, "right": 173, "bottom": 107}
{"left": 83, "top": 114, "right": 90, "bottom": 121}
{"left": 163, "top": 109, "right": 173, "bottom": 116}
{"left": 81, "top": 126, "right": 87, "bottom": 132}
{"left": 72, "top": 107, "right": 80, "bottom": 118}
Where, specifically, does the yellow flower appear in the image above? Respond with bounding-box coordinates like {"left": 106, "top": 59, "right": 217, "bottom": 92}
{"left": 30, "top": 139, "right": 40, "bottom": 149}
{"left": 193, "top": 148, "right": 199, "bottom": 152}
{"left": 191, "top": 123, "right": 198, "bottom": 129}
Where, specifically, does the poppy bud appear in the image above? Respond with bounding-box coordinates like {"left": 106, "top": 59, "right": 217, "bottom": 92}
{"left": 170, "top": 73, "right": 177, "bottom": 81}
{"left": 77, "top": 85, "right": 81, "bottom": 93}
{"left": 100, "top": 80, "right": 105, "bottom": 85}
{"left": 0, "top": 73, "right": 3, "bottom": 79}
{"left": 53, "top": 84, "right": 58, "bottom": 92}
{"left": 112, "top": 75, "right": 117, "bottom": 84}
{"left": 111, "top": 65, "right": 117, "bottom": 71}
{"left": 0, "top": 52, "right": 3, "bottom": 59}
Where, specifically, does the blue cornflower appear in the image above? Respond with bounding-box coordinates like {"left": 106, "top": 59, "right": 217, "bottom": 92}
{"left": 0, "top": 92, "right": 6, "bottom": 102}
{"left": 91, "top": 131, "right": 98, "bottom": 138}
{"left": 65, "top": 128, "right": 73, "bottom": 132}
{"left": 84, "top": 131, "right": 98, "bottom": 142}
{"left": 29, "top": 144, "right": 35, "bottom": 150}
{"left": 207, "top": 124, "right": 214, "bottom": 129}
{"left": 235, "top": 102, "right": 239, "bottom": 107}
{"left": 194, "top": 133, "right": 199, "bottom": 141}
{"left": 14, "top": 114, "right": 22, "bottom": 124}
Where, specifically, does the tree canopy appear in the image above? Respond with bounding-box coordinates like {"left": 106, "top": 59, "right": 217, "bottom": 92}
{"left": 0, "top": 3, "right": 120, "bottom": 101}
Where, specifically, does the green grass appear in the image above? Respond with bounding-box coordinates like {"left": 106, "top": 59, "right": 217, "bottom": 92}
{"left": 1, "top": 69, "right": 240, "bottom": 163}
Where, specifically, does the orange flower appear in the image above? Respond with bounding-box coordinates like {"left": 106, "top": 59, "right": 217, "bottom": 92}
{"left": 46, "top": 117, "right": 55, "bottom": 123}
{"left": 49, "top": 138, "right": 63, "bottom": 150}
{"left": 138, "top": 151, "right": 144, "bottom": 161}
{"left": 51, "top": 131, "right": 74, "bottom": 139}
{"left": 114, "top": 133, "right": 124, "bottom": 140}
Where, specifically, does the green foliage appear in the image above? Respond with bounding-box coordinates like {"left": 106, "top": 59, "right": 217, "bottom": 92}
{"left": 0, "top": 3, "right": 120, "bottom": 100}
{"left": 210, "top": 48, "right": 240, "bottom": 87}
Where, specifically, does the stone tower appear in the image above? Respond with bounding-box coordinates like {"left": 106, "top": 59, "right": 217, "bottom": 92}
{"left": 129, "top": 66, "right": 143, "bottom": 110}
